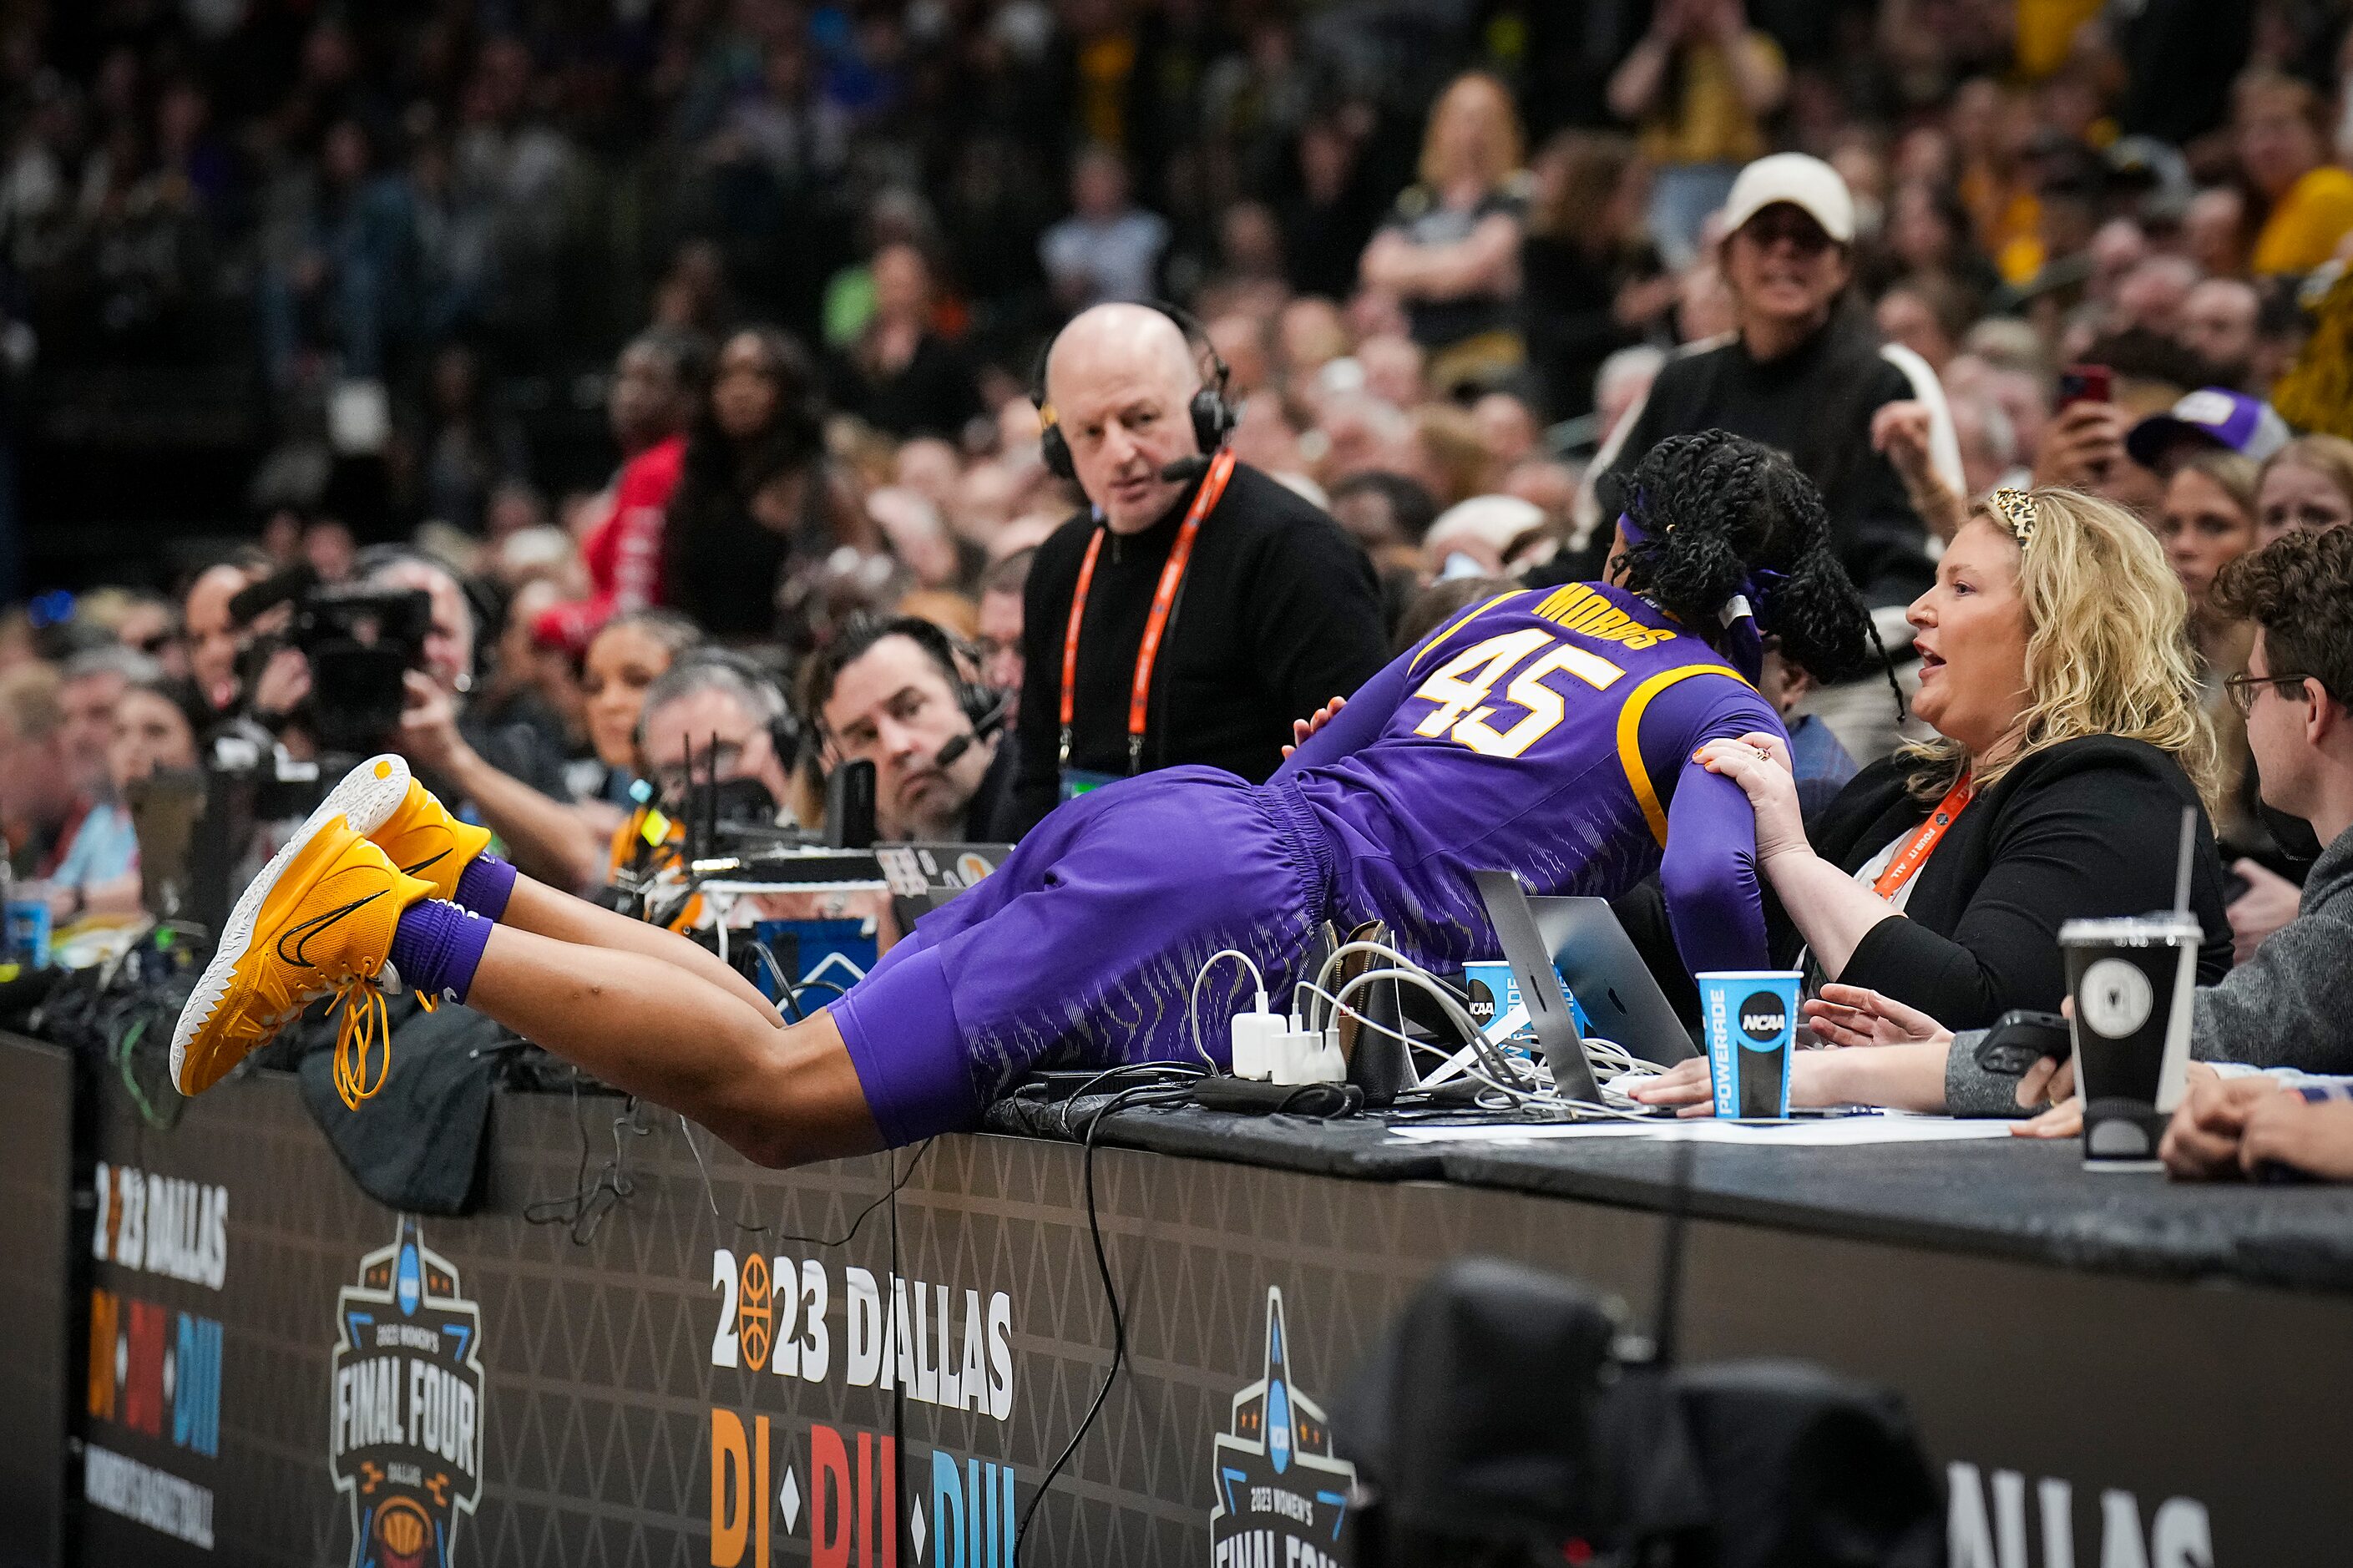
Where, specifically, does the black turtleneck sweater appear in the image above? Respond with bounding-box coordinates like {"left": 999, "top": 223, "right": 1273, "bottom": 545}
{"left": 1596, "top": 306, "right": 1935, "bottom": 607}
{"left": 1010, "top": 462, "right": 1387, "bottom": 837}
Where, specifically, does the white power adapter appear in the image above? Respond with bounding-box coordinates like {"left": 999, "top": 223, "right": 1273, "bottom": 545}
{"left": 1228, "top": 992, "right": 1283, "bottom": 1081}
{"left": 1269, "top": 1021, "right": 1347, "bottom": 1085}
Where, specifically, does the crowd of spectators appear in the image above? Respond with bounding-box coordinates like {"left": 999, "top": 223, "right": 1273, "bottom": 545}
{"left": 10, "top": 3, "right": 2353, "bottom": 1171}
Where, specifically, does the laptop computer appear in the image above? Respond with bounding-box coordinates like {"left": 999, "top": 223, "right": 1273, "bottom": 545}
{"left": 1473, "top": 870, "right": 1606, "bottom": 1105}
{"left": 1526, "top": 896, "right": 1698, "bottom": 1065}
{"left": 875, "top": 842, "right": 1015, "bottom": 932}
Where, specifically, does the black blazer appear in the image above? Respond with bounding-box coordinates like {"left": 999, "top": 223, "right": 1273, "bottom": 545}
{"left": 1789, "top": 736, "right": 2233, "bottom": 1028}
{"left": 1621, "top": 736, "right": 2234, "bottom": 1031}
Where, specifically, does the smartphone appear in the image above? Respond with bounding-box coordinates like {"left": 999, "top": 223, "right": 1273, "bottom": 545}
{"left": 1972, "top": 1009, "right": 2072, "bottom": 1076}
{"left": 2055, "top": 363, "right": 2112, "bottom": 410}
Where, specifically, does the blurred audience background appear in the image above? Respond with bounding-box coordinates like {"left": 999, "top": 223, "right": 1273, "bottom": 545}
{"left": 3, "top": 0, "right": 2353, "bottom": 911}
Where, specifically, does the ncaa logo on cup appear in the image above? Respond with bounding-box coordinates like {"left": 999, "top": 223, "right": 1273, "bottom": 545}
{"left": 1739, "top": 991, "right": 1788, "bottom": 1043}
{"left": 2079, "top": 959, "right": 2154, "bottom": 1039}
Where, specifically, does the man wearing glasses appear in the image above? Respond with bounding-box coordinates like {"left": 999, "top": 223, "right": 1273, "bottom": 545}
{"left": 636, "top": 657, "right": 799, "bottom": 822}
{"left": 2154, "top": 525, "right": 2353, "bottom": 1176}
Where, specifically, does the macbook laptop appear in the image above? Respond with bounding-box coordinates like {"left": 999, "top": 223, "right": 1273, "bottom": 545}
{"left": 1473, "top": 870, "right": 1605, "bottom": 1105}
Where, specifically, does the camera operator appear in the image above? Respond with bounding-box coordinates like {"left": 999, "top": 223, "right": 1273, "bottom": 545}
{"left": 331, "top": 547, "right": 579, "bottom": 888}
{"left": 798, "top": 615, "right": 1016, "bottom": 845}
{"left": 181, "top": 550, "right": 283, "bottom": 718}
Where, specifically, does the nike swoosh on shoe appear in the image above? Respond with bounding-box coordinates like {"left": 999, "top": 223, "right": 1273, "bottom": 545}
{"left": 274, "top": 891, "right": 387, "bottom": 969}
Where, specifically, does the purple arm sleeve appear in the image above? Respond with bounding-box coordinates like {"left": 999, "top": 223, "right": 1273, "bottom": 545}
{"left": 1659, "top": 758, "right": 1769, "bottom": 975}
{"left": 1269, "top": 644, "right": 1416, "bottom": 779}
{"left": 1642, "top": 675, "right": 1783, "bottom": 977}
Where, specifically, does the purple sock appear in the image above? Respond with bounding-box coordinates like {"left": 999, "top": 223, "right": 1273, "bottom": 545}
{"left": 388, "top": 900, "right": 493, "bottom": 1005}
{"left": 453, "top": 854, "right": 517, "bottom": 921}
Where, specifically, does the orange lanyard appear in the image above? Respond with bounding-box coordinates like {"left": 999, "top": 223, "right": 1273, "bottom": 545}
{"left": 1872, "top": 776, "right": 1972, "bottom": 901}
{"left": 1058, "top": 448, "right": 1237, "bottom": 771}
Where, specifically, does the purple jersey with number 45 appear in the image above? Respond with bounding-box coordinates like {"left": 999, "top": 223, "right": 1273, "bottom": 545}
{"left": 1271, "top": 581, "right": 1786, "bottom": 976}
{"left": 832, "top": 579, "right": 1789, "bottom": 1146}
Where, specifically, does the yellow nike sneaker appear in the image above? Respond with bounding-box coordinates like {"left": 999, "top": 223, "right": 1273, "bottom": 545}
{"left": 361, "top": 772, "right": 492, "bottom": 905}
{"left": 171, "top": 756, "right": 435, "bottom": 1104}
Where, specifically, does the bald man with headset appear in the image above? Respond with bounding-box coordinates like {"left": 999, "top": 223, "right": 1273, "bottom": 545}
{"left": 1010, "top": 302, "right": 1387, "bottom": 833}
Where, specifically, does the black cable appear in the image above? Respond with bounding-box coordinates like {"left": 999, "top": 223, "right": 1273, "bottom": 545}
{"left": 1272, "top": 1082, "right": 1355, "bottom": 1116}
{"left": 1013, "top": 1079, "right": 1197, "bottom": 1562}
{"left": 522, "top": 1077, "right": 598, "bottom": 1231}
{"left": 1053, "top": 1061, "right": 1206, "bottom": 1140}
{"left": 770, "top": 1138, "right": 936, "bottom": 1250}
{"left": 746, "top": 942, "right": 803, "bottom": 1019}
{"left": 524, "top": 1090, "right": 651, "bottom": 1244}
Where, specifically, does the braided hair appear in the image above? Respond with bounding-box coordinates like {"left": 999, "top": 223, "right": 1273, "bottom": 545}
{"left": 1611, "top": 431, "right": 1881, "bottom": 690}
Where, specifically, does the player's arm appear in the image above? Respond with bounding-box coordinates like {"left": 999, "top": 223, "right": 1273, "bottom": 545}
{"left": 1658, "top": 749, "right": 1771, "bottom": 974}
{"left": 1642, "top": 678, "right": 1786, "bottom": 975}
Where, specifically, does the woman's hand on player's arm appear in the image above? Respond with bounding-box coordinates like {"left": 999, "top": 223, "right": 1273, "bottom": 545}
{"left": 1694, "top": 732, "right": 1805, "bottom": 858}
{"left": 1697, "top": 731, "right": 1901, "bottom": 977}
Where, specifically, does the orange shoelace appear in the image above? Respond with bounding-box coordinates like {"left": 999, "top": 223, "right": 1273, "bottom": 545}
{"left": 330, "top": 975, "right": 438, "bottom": 1110}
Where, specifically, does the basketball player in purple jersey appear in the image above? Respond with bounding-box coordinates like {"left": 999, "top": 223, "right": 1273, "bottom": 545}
{"left": 171, "top": 432, "right": 1879, "bottom": 1165}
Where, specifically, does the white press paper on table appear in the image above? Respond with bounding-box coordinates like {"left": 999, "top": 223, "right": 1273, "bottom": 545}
{"left": 1387, "top": 1114, "right": 2020, "bottom": 1146}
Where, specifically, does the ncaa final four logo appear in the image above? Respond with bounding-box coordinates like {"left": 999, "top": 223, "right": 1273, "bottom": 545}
{"left": 328, "top": 1218, "right": 486, "bottom": 1568}
{"left": 1210, "top": 1287, "right": 1357, "bottom": 1567}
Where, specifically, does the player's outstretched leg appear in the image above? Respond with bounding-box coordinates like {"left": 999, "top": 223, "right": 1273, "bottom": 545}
{"left": 459, "top": 927, "right": 880, "bottom": 1167}
{"left": 493, "top": 874, "right": 784, "bottom": 1028}
{"left": 323, "top": 752, "right": 782, "bottom": 1025}
{"left": 174, "top": 755, "right": 877, "bottom": 1164}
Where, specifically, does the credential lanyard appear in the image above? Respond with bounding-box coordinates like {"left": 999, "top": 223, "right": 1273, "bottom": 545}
{"left": 1871, "top": 776, "right": 1972, "bottom": 901}
{"left": 1058, "top": 448, "right": 1237, "bottom": 773}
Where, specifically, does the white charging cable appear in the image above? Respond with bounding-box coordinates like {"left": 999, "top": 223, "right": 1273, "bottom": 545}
{"left": 1187, "top": 948, "right": 1268, "bottom": 1070}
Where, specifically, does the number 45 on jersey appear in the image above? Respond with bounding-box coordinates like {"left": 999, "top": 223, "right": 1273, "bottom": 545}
{"left": 1410, "top": 629, "right": 1625, "bottom": 759}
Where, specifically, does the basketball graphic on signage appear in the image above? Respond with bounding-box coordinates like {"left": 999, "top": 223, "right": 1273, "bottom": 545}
{"left": 737, "top": 1253, "right": 773, "bottom": 1373}
{"left": 373, "top": 1497, "right": 433, "bottom": 1568}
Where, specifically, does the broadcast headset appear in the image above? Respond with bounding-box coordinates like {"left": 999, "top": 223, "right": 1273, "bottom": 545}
{"left": 803, "top": 614, "right": 1008, "bottom": 773}
{"left": 1029, "top": 301, "right": 1237, "bottom": 483}
{"left": 633, "top": 644, "right": 805, "bottom": 791}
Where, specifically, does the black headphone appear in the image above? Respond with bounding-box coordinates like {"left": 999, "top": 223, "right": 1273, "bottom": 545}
{"left": 884, "top": 616, "right": 1002, "bottom": 733}
{"left": 637, "top": 645, "right": 805, "bottom": 776}
{"left": 806, "top": 614, "right": 1007, "bottom": 768}
{"left": 1030, "top": 301, "right": 1236, "bottom": 483}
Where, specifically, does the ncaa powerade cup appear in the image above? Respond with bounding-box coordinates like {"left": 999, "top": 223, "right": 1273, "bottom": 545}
{"left": 1699, "top": 970, "right": 1804, "bottom": 1120}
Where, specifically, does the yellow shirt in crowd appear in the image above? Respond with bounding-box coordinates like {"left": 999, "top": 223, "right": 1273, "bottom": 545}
{"left": 2253, "top": 165, "right": 2353, "bottom": 277}
{"left": 2013, "top": 0, "right": 2105, "bottom": 79}
{"left": 1640, "top": 33, "right": 1784, "bottom": 169}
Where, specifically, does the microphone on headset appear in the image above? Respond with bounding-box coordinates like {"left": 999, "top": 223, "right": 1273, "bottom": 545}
{"left": 930, "top": 692, "right": 1011, "bottom": 773}
{"left": 1158, "top": 454, "right": 1213, "bottom": 483}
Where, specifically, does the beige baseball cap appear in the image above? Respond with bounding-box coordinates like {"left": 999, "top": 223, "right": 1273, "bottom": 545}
{"left": 1721, "top": 153, "right": 1855, "bottom": 246}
